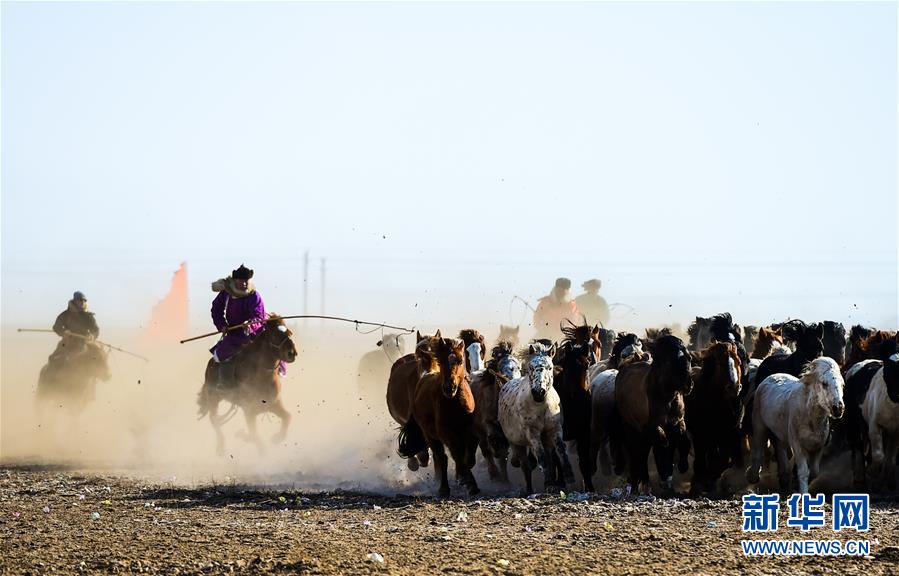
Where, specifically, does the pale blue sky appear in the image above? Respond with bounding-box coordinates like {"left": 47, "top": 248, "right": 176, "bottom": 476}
{"left": 2, "top": 1, "right": 896, "bottom": 332}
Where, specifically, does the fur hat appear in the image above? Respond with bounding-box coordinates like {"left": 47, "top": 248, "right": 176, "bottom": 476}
{"left": 581, "top": 279, "right": 601, "bottom": 290}
{"left": 554, "top": 277, "right": 571, "bottom": 290}
{"left": 232, "top": 264, "right": 254, "bottom": 280}
{"left": 73, "top": 291, "right": 86, "bottom": 301}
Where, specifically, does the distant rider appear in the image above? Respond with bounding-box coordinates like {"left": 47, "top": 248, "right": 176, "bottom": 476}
{"left": 533, "top": 278, "right": 580, "bottom": 341}
{"left": 210, "top": 264, "right": 266, "bottom": 387}
{"left": 49, "top": 291, "right": 99, "bottom": 366}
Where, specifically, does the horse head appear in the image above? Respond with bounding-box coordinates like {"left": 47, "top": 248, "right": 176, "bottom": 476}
{"left": 702, "top": 342, "right": 742, "bottom": 397}
{"left": 436, "top": 338, "right": 468, "bottom": 399}
{"left": 820, "top": 321, "right": 847, "bottom": 365}
{"left": 459, "top": 329, "right": 486, "bottom": 373}
{"left": 610, "top": 332, "right": 645, "bottom": 368}
{"left": 498, "top": 325, "right": 521, "bottom": 348}
{"left": 525, "top": 342, "right": 556, "bottom": 403}
{"left": 262, "top": 316, "right": 298, "bottom": 364}
{"left": 597, "top": 327, "right": 617, "bottom": 360}
{"left": 688, "top": 316, "right": 713, "bottom": 351}
{"left": 488, "top": 341, "right": 521, "bottom": 382}
{"left": 415, "top": 330, "right": 443, "bottom": 374}
{"left": 801, "top": 357, "right": 844, "bottom": 418}
{"left": 652, "top": 334, "right": 692, "bottom": 396}
{"left": 77, "top": 342, "right": 111, "bottom": 382}
{"left": 752, "top": 327, "right": 784, "bottom": 358}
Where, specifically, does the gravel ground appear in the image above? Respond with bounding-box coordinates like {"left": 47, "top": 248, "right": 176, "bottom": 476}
{"left": 2, "top": 465, "right": 899, "bottom": 575}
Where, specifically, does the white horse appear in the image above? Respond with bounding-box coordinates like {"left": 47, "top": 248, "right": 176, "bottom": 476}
{"left": 747, "top": 357, "right": 845, "bottom": 493}
{"left": 861, "top": 352, "right": 899, "bottom": 488}
{"left": 498, "top": 342, "right": 573, "bottom": 494}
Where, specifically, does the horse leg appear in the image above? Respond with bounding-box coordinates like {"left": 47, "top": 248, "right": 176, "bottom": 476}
{"left": 883, "top": 434, "right": 898, "bottom": 491}
{"left": 554, "top": 433, "right": 574, "bottom": 486}
{"left": 746, "top": 424, "right": 768, "bottom": 485}
{"left": 430, "top": 440, "right": 451, "bottom": 498}
{"left": 868, "top": 422, "right": 885, "bottom": 481}
{"left": 577, "top": 427, "right": 594, "bottom": 493}
{"left": 691, "top": 433, "right": 708, "bottom": 496}
{"left": 269, "top": 397, "right": 292, "bottom": 445}
{"left": 449, "top": 439, "right": 479, "bottom": 496}
{"left": 637, "top": 438, "right": 652, "bottom": 495}
{"left": 514, "top": 445, "right": 534, "bottom": 495}
{"left": 773, "top": 438, "right": 791, "bottom": 494}
{"left": 242, "top": 409, "right": 265, "bottom": 454}
{"left": 207, "top": 398, "right": 227, "bottom": 457}
{"left": 794, "top": 448, "right": 810, "bottom": 494}
{"left": 477, "top": 433, "right": 501, "bottom": 481}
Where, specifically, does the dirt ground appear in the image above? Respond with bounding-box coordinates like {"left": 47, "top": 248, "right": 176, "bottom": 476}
{"left": 2, "top": 465, "right": 898, "bottom": 576}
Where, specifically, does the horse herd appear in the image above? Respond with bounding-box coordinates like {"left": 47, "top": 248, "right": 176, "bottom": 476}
{"left": 384, "top": 316, "right": 899, "bottom": 498}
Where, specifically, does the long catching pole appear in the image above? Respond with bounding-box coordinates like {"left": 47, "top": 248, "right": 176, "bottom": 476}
{"left": 17, "top": 329, "right": 149, "bottom": 362}
{"left": 179, "top": 315, "right": 415, "bottom": 344}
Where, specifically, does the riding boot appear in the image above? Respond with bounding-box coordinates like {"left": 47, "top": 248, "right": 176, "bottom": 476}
{"left": 217, "top": 361, "right": 237, "bottom": 388}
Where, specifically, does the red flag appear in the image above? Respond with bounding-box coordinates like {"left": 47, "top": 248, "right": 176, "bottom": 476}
{"left": 143, "top": 262, "right": 189, "bottom": 344}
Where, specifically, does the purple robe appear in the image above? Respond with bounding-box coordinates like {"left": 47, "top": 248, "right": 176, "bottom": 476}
{"left": 210, "top": 289, "right": 266, "bottom": 362}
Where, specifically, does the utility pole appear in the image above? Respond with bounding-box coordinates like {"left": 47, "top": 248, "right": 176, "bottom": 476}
{"left": 320, "top": 257, "right": 326, "bottom": 327}
{"left": 303, "top": 250, "right": 309, "bottom": 321}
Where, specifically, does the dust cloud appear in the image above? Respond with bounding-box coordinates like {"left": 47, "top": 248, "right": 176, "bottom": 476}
{"left": 0, "top": 325, "right": 441, "bottom": 494}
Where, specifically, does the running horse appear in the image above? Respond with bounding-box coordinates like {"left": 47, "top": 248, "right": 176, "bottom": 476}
{"left": 197, "top": 315, "right": 298, "bottom": 455}
{"left": 398, "top": 336, "right": 480, "bottom": 497}
{"left": 37, "top": 340, "right": 111, "bottom": 417}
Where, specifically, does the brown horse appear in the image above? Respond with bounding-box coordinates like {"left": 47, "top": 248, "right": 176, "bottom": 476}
{"left": 398, "top": 337, "right": 480, "bottom": 497}
{"left": 554, "top": 321, "right": 601, "bottom": 491}
{"left": 497, "top": 325, "right": 521, "bottom": 349}
{"left": 615, "top": 334, "right": 692, "bottom": 494}
{"left": 685, "top": 342, "right": 743, "bottom": 495}
{"left": 386, "top": 331, "right": 441, "bottom": 470}
{"left": 197, "top": 315, "right": 298, "bottom": 456}
{"left": 846, "top": 330, "right": 898, "bottom": 371}
{"left": 751, "top": 327, "right": 785, "bottom": 359}
{"left": 37, "top": 341, "right": 111, "bottom": 417}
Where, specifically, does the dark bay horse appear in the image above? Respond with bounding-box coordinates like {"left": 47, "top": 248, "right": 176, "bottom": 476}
{"left": 197, "top": 316, "right": 298, "bottom": 455}
{"left": 37, "top": 341, "right": 111, "bottom": 416}
{"left": 554, "top": 321, "right": 601, "bottom": 492}
{"left": 615, "top": 334, "right": 692, "bottom": 494}
{"left": 685, "top": 342, "right": 743, "bottom": 495}
{"left": 398, "top": 337, "right": 480, "bottom": 497}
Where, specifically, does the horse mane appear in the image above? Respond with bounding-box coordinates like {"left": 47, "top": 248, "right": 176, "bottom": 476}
{"left": 709, "top": 312, "right": 740, "bottom": 343}
{"left": 778, "top": 319, "right": 808, "bottom": 344}
{"left": 799, "top": 357, "right": 837, "bottom": 385}
{"left": 459, "top": 329, "right": 484, "bottom": 346}
{"left": 490, "top": 340, "right": 514, "bottom": 360}
{"left": 560, "top": 319, "right": 591, "bottom": 346}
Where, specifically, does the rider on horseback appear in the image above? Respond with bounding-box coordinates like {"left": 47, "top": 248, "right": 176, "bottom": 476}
{"left": 210, "top": 264, "right": 266, "bottom": 387}
{"left": 48, "top": 291, "right": 99, "bottom": 367}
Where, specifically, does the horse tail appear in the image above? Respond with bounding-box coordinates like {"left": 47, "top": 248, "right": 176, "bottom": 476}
{"left": 397, "top": 416, "right": 427, "bottom": 459}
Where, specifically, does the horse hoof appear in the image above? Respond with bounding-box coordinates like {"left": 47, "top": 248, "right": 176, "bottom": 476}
{"left": 746, "top": 467, "right": 760, "bottom": 485}
{"left": 467, "top": 486, "right": 480, "bottom": 497}
{"left": 407, "top": 458, "right": 420, "bottom": 472}
{"left": 438, "top": 487, "right": 451, "bottom": 498}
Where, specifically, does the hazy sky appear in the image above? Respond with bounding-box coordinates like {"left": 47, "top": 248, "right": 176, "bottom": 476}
{"left": 2, "top": 1, "right": 896, "bottom": 332}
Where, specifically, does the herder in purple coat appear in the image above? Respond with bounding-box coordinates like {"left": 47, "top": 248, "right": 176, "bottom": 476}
{"left": 210, "top": 264, "right": 266, "bottom": 387}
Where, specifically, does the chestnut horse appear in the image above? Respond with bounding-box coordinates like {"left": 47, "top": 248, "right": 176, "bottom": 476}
{"left": 397, "top": 337, "right": 480, "bottom": 496}
{"left": 386, "top": 330, "right": 441, "bottom": 471}
{"left": 196, "top": 316, "right": 298, "bottom": 455}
